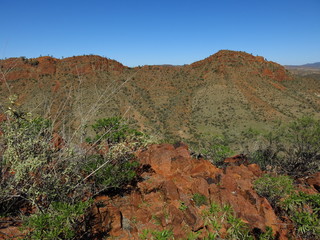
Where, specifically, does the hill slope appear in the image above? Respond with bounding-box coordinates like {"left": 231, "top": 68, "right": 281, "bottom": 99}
{"left": 1, "top": 50, "right": 319, "bottom": 144}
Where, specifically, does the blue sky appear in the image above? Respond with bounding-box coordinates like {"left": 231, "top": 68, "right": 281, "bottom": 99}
{"left": 0, "top": 0, "right": 319, "bottom": 66}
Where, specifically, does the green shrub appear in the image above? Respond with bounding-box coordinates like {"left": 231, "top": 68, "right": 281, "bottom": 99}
{"left": 83, "top": 153, "right": 139, "bottom": 192}
{"left": 179, "top": 201, "right": 188, "bottom": 211}
{"left": 226, "top": 214, "right": 253, "bottom": 240}
{"left": 251, "top": 161, "right": 320, "bottom": 239}
{"left": 254, "top": 174, "right": 294, "bottom": 206}
{"left": 192, "top": 193, "right": 207, "bottom": 207}
{"left": 282, "top": 116, "right": 320, "bottom": 176}
{"left": 23, "top": 200, "right": 92, "bottom": 240}
{"left": 258, "top": 226, "right": 274, "bottom": 240}
{"left": 201, "top": 202, "right": 260, "bottom": 240}
{"left": 187, "top": 231, "right": 201, "bottom": 240}
{"left": 198, "top": 135, "right": 234, "bottom": 165}
{"left": 282, "top": 192, "right": 320, "bottom": 238}
{"left": 82, "top": 117, "right": 152, "bottom": 194}
{"left": 152, "top": 229, "right": 174, "bottom": 240}
{"left": 241, "top": 125, "right": 284, "bottom": 171}
{"left": 140, "top": 229, "right": 174, "bottom": 240}
{"left": 87, "top": 116, "right": 143, "bottom": 146}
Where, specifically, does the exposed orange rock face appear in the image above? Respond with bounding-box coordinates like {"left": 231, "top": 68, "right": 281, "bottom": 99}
{"left": 88, "top": 143, "right": 291, "bottom": 239}
{"left": 0, "top": 50, "right": 292, "bottom": 83}
{"left": 51, "top": 132, "right": 64, "bottom": 150}
{"left": 58, "top": 55, "right": 126, "bottom": 75}
{"left": 0, "top": 113, "right": 6, "bottom": 123}
{"left": 0, "top": 55, "right": 126, "bottom": 82}
{"left": 263, "top": 68, "right": 274, "bottom": 78}
{"left": 306, "top": 172, "right": 320, "bottom": 192}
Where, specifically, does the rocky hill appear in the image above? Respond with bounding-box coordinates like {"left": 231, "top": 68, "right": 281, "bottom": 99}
{"left": 1, "top": 50, "right": 320, "bottom": 145}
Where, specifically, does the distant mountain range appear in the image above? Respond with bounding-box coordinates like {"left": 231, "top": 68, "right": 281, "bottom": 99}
{"left": 286, "top": 62, "right": 320, "bottom": 69}
{"left": 285, "top": 62, "right": 320, "bottom": 76}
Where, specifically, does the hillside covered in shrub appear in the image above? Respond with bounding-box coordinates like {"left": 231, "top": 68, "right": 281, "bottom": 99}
{"left": 0, "top": 100, "right": 319, "bottom": 239}
{"left": 1, "top": 50, "right": 320, "bottom": 146}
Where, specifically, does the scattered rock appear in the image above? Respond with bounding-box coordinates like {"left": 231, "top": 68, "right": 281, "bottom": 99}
{"left": 88, "top": 143, "right": 293, "bottom": 239}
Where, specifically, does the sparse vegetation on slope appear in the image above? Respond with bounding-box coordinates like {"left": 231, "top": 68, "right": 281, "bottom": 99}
{"left": 242, "top": 115, "right": 320, "bottom": 177}
{"left": 1, "top": 50, "right": 319, "bottom": 145}
{"left": 0, "top": 50, "right": 319, "bottom": 239}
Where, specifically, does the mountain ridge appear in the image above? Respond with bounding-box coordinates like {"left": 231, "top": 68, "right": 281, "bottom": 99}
{"left": 0, "top": 50, "right": 319, "bottom": 145}
{"left": 286, "top": 62, "right": 320, "bottom": 69}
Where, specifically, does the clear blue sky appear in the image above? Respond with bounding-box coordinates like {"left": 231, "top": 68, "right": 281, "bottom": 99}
{"left": 0, "top": 0, "right": 319, "bottom": 66}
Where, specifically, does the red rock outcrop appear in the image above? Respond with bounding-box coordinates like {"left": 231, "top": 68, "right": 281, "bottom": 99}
{"left": 0, "top": 55, "right": 126, "bottom": 82}
{"left": 1, "top": 143, "right": 319, "bottom": 239}
{"left": 89, "top": 143, "right": 288, "bottom": 239}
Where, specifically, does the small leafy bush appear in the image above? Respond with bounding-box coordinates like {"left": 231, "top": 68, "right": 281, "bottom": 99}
{"left": 254, "top": 174, "right": 294, "bottom": 206}
{"left": 198, "top": 135, "right": 234, "bottom": 165}
{"left": 201, "top": 202, "right": 261, "bottom": 239}
{"left": 187, "top": 231, "right": 201, "bottom": 240}
{"left": 179, "top": 201, "right": 188, "bottom": 211}
{"left": 83, "top": 153, "right": 139, "bottom": 192}
{"left": 226, "top": 213, "right": 252, "bottom": 240}
{"left": 140, "top": 229, "right": 174, "bottom": 240}
{"left": 86, "top": 116, "right": 143, "bottom": 146}
{"left": 152, "top": 229, "right": 174, "bottom": 240}
{"left": 258, "top": 226, "right": 274, "bottom": 240}
{"left": 192, "top": 193, "right": 207, "bottom": 207}
{"left": 23, "top": 200, "right": 91, "bottom": 240}
{"left": 254, "top": 173, "right": 320, "bottom": 239}
{"left": 282, "top": 192, "right": 320, "bottom": 238}
{"left": 82, "top": 117, "right": 151, "bottom": 194}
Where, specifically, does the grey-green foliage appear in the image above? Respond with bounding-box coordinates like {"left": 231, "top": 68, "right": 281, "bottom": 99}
{"left": 258, "top": 226, "right": 274, "bottom": 240}
{"left": 0, "top": 99, "right": 151, "bottom": 238}
{"left": 1, "top": 109, "right": 53, "bottom": 181}
{"left": 0, "top": 102, "right": 85, "bottom": 215}
{"left": 152, "top": 229, "right": 174, "bottom": 240}
{"left": 83, "top": 117, "right": 152, "bottom": 194}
